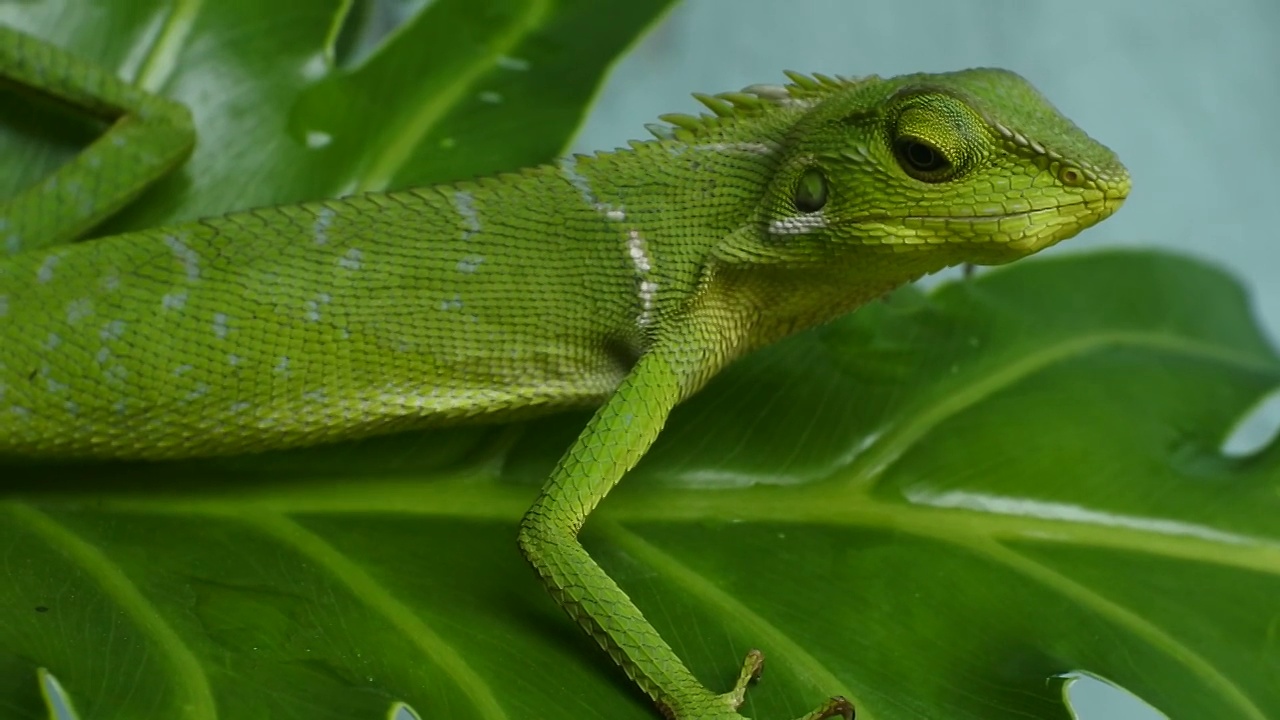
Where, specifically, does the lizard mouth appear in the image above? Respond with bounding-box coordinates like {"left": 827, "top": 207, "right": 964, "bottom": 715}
{"left": 900, "top": 197, "right": 1124, "bottom": 226}
{"left": 859, "top": 196, "right": 1126, "bottom": 257}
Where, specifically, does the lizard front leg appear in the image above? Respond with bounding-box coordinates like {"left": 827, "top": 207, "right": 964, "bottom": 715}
{"left": 517, "top": 341, "right": 853, "bottom": 720}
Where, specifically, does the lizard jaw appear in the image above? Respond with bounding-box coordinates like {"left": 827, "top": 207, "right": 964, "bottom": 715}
{"left": 851, "top": 195, "right": 1127, "bottom": 264}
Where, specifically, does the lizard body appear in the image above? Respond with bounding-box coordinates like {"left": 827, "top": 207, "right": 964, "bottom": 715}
{"left": 0, "top": 25, "right": 1129, "bottom": 719}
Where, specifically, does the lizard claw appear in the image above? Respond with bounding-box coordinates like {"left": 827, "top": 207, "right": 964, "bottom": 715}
{"left": 717, "top": 648, "right": 854, "bottom": 720}
{"left": 720, "top": 649, "right": 766, "bottom": 709}
{"left": 802, "top": 696, "right": 854, "bottom": 720}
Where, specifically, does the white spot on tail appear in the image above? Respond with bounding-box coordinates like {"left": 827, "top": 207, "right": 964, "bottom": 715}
{"left": 65, "top": 298, "right": 93, "bottom": 324}
{"left": 213, "top": 313, "right": 229, "bottom": 339}
{"left": 101, "top": 272, "right": 120, "bottom": 292}
{"left": 605, "top": 208, "right": 626, "bottom": 222}
{"left": 228, "top": 354, "right": 242, "bottom": 366}
{"left": 769, "top": 212, "right": 828, "bottom": 236}
{"left": 173, "top": 364, "right": 193, "bottom": 376}
{"left": 37, "top": 255, "right": 58, "bottom": 283}
{"left": 304, "top": 292, "right": 331, "bottom": 322}
{"left": 478, "top": 91, "right": 503, "bottom": 104}
{"left": 46, "top": 378, "right": 67, "bottom": 394}
{"left": 314, "top": 206, "right": 335, "bottom": 245}
{"left": 456, "top": 256, "right": 485, "bottom": 273}
{"left": 338, "top": 247, "right": 363, "bottom": 270}
{"left": 230, "top": 401, "right": 252, "bottom": 413}
{"left": 162, "top": 290, "right": 188, "bottom": 311}
{"left": 5, "top": 234, "right": 20, "bottom": 254}
{"left": 104, "top": 363, "right": 128, "bottom": 384}
{"left": 439, "top": 294, "right": 464, "bottom": 311}
{"left": 45, "top": 333, "right": 61, "bottom": 350}
{"left": 100, "top": 320, "right": 126, "bottom": 341}
{"left": 163, "top": 234, "right": 200, "bottom": 280}
{"left": 185, "top": 383, "right": 209, "bottom": 401}
{"left": 0, "top": 296, "right": 8, "bottom": 317}
{"left": 275, "top": 357, "right": 290, "bottom": 375}
{"left": 453, "top": 190, "right": 482, "bottom": 240}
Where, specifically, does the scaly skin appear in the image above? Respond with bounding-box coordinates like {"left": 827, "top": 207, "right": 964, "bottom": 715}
{"left": 0, "top": 25, "right": 1128, "bottom": 719}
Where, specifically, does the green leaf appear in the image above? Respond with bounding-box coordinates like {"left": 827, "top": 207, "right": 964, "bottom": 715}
{"left": 0, "top": 0, "right": 675, "bottom": 226}
{"left": 3, "top": 3, "right": 1280, "bottom": 720}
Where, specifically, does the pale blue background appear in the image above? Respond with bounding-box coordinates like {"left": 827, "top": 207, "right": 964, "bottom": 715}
{"left": 578, "top": 0, "right": 1280, "bottom": 344}
{"left": 572, "top": 2, "right": 1280, "bottom": 718}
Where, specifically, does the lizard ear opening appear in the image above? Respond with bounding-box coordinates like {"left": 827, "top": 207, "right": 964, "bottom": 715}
{"left": 794, "top": 168, "right": 828, "bottom": 213}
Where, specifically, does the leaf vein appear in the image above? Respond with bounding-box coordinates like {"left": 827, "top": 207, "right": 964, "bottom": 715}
{"left": 847, "top": 330, "right": 1280, "bottom": 490}
{"left": 2, "top": 503, "right": 217, "bottom": 720}
{"left": 964, "top": 536, "right": 1267, "bottom": 720}
{"left": 236, "top": 512, "right": 509, "bottom": 719}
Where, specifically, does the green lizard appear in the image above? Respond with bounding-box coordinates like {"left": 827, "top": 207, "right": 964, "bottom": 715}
{"left": 0, "top": 25, "right": 1129, "bottom": 720}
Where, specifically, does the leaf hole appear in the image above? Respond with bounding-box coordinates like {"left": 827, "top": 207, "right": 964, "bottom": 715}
{"left": 37, "top": 669, "right": 82, "bottom": 720}
{"left": 332, "top": 0, "right": 429, "bottom": 70}
{"left": 1220, "top": 384, "right": 1280, "bottom": 458}
{"left": 1063, "top": 672, "right": 1168, "bottom": 720}
{"left": 388, "top": 701, "right": 422, "bottom": 720}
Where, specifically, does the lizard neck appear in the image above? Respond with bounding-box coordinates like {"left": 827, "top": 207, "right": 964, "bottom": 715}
{"left": 659, "top": 246, "right": 951, "bottom": 403}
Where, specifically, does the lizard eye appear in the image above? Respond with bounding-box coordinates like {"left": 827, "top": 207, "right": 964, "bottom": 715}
{"left": 794, "top": 168, "right": 828, "bottom": 213}
{"left": 894, "top": 137, "right": 951, "bottom": 179}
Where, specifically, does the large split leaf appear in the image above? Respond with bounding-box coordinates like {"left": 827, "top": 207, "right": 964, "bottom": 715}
{"left": 4, "top": 250, "right": 1278, "bottom": 720}
{"left": 2, "top": 2, "right": 1278, "bottom": 720}
{"left": 0, "top": 0, "right": 675, "bottom": 222}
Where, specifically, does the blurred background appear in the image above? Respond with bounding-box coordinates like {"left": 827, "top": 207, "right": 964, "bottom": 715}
{"left": 579, "top": 0, "right": 1279, "bottom": 343}
{"left": 573, "top": 2, "right": 1280, "bottom": 717}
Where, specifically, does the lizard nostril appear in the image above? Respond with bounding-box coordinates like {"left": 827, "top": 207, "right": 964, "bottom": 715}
{"left": 1058, "top": 166, "right": 1083, "bottom": 186}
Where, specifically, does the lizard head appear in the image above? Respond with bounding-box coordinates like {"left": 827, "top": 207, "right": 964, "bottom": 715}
{"left": 752, "top": 68, "right": 1130, "bottom": 269}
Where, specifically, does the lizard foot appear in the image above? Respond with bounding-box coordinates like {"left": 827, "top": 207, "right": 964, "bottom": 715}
{"left": 713, "top": 649, "right": 854, "bottom": 720}
{"left": 717, "top": 649, "right": 766, "bottom": 710}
